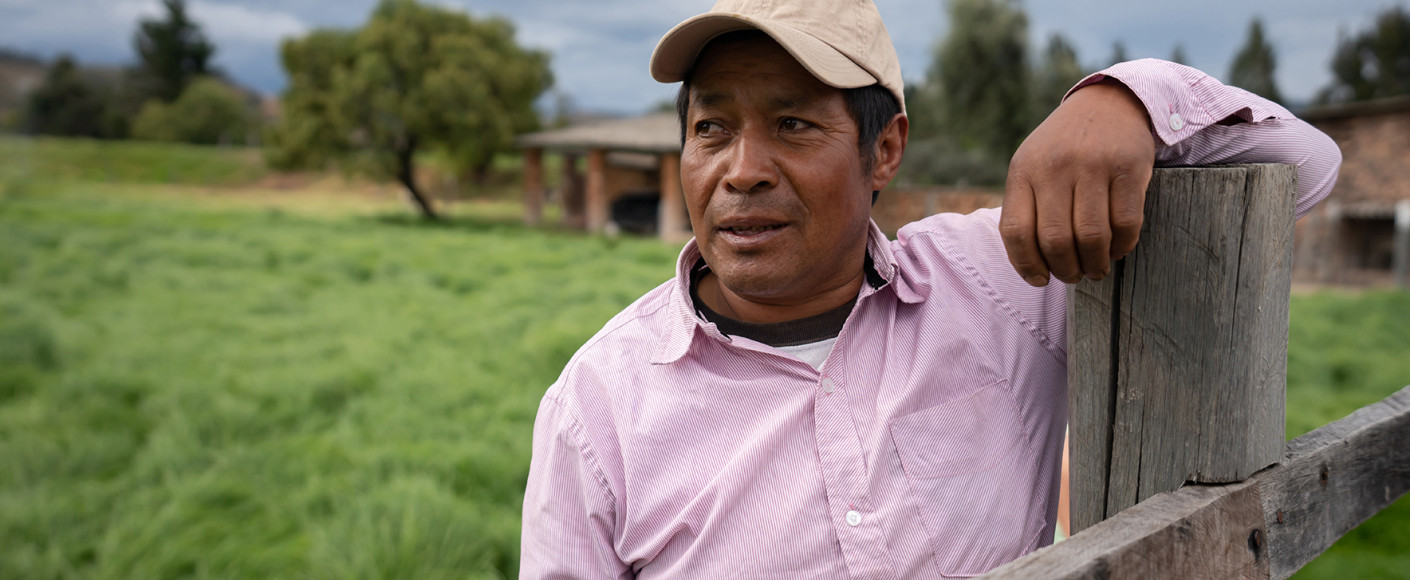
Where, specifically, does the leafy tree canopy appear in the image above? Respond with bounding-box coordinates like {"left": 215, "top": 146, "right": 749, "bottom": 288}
{"left": 1108, "top": 41, "right": 1129, "bottom": 67}
{"left": 132, "top": 77, "right": 251, "bottom": 145}
{"left": 267, "top": 0, "right": 552, "bottom": 219}
{"left": 902, "top": 0, "right": 1090, "bottom": 187}
{"left": 1229, "top": 18, "right": 1284, "bottom": 104}
{"left": 1035, "top": 34, "right": 1086, "bottom": 119}
{"left": 1170, "top": 44, "right": 1189, "bottom": 66}
{"left": 1320, "top": 6, "right": 1410, "bottom": 103}
{"left": 929, "top": 0, "right": 1032, "bottom": 159}
{"left": 23, "top": 55, "right": 108, "bottom": 138}
{"left": 133, "top": 0, "right": 215, "bottom": 103}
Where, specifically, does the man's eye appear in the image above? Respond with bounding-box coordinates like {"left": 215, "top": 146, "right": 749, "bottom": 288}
{"left": 780, "top": 117, "right": 813, "bottom": 131}
{"left": 694, "top": 121, "right": 719, "bottom": 135}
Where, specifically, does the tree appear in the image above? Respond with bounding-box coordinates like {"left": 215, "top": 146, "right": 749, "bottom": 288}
{"left": 930, "top": 0, "right": 1032, "bottom": 160}
{"left": 1108, "top": 40, "right": 1129, "bottom": 66}
{"left": 1034, "top": 34, "right": 1086, "bottom": 119}
{"left": 267, "top": 0, "right": 552, "bottom": 220}
{"left": 23, "top": 55, "right": 107, "bottom": 137}
{"left": 1228, "top": 18, "right": 1284, "bottom": 104}
{"left": 132, "top": 77, "right": 251, "bottom": 145}
{"left": 1169, "top": 44, "right": 1189, "bottom": 66}
{"left": 1319, "top": 6, "right": 1410, "bottom": 103}
{"left": 133, "top": 0, "right": 215, "bottom": 103}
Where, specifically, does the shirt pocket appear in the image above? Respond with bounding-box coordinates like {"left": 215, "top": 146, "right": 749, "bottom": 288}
{"left": 888, "top": 379, "right": 1043, "bottom": 577}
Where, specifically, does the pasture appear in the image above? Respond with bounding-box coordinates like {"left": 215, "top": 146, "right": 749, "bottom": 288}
{"left": 0, "top": 137, "right": 1405, "bottom": 578}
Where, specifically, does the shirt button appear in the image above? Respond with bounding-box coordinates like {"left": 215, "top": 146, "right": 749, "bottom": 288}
{"left": 1169, "top": 112, "right": 1185, "bottom": 131}
{"left": 821, "top": 378, "right": 835, "bottom": 394}
{"left": 846, "top": 510, "right": 862, "bottom": 526}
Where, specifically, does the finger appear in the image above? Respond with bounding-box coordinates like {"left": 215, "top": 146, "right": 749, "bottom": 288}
{"left": 1072, "top": 172, "right": 1113, "bottom": 280}
{"left": 1034, "top": 179, "right": 1082, "bottom": 284}
{"left": 1000, "top": 173, "right": 1051, "bottom": 287}
{"left": 1108, "top": 167, "right": 1151, "bottom": 260}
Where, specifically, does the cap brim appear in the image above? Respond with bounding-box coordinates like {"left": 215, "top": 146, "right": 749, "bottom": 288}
{"left": 650, "top": 13, "right": 877, "bottom": 90}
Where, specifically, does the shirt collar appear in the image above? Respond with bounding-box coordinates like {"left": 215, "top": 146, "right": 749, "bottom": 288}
{"left": 650, "top": 219, "right": 922, "bottom": 365}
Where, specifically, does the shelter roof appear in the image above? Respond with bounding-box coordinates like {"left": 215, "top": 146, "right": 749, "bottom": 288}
{"left": 516, "top": 112, "right": 681, "bottom": 154}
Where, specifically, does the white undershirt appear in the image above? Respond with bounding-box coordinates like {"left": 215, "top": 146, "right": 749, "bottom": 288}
{"left": 777, "top": 337, "right": 838, "bottom": 371}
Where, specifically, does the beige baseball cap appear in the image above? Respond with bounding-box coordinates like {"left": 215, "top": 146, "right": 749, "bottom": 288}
{"left": 650, "top": 0, "right": 906, "bottom": 113}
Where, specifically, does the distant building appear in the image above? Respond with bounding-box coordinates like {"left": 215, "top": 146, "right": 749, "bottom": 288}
{"left": 513, "top": 112, "right": 1003, "bottom": 242}
{"left": 516, "top": 112, "right": 690, "bottom": 241}
{"left": 514, "top": 104, "right": 1410, "bottom": 288}
{"left": 1297, "top": 97, "right": 1410, "bottom": 287}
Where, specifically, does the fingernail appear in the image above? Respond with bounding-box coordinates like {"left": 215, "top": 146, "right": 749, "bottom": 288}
{"left": 1025, "top": 274, "right": 1048, "bottom": 287}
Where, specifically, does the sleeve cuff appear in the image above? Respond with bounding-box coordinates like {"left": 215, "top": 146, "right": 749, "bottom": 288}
{"left": 1063, "top": 58, "right": 1295, "bottom": 147}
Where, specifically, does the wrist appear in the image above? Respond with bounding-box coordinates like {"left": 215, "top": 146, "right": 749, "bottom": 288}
{"left": 1069, "top": 78, "right": 1156, "bottom": 149}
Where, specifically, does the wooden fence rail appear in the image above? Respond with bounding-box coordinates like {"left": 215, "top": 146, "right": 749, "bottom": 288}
{"left": 979, "top": 384, "right": 1410, "bottom": 579}
{"left": 980, "top": 165, "right": 1408, "bottom": 578}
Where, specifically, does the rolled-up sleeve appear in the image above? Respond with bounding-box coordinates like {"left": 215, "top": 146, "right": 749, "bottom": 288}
{"left": 1068, "top": 58, "right": 1342, "bottom": 219}
{"left": 520, "top": 390, "right": 630, "bottom": 579}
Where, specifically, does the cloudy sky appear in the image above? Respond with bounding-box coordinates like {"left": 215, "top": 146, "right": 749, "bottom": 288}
{"left": 2, "top": 0, "right": 1407, "bottom": 114}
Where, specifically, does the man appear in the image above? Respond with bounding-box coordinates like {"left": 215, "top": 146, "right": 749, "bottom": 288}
{"left": 521, "top": 0, "right": 1341, "bottom": 577}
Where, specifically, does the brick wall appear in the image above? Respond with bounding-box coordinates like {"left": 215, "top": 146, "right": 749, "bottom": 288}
{"left": 872, "top": 187, "right": 1004, "bottom": 237}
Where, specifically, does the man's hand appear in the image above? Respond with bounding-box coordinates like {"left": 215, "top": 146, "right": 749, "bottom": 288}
{"left": 1000, "top": 79, "right": 1157, "bottom": 286}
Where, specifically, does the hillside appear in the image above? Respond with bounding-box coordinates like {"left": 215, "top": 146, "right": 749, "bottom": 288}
{"left": 0, "top": 49, "right": 45, "bottom": 120}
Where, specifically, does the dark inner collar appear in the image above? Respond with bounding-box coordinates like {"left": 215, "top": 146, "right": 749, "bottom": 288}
{"left": 688, "top": 257, "right": 881, "bottom": 347}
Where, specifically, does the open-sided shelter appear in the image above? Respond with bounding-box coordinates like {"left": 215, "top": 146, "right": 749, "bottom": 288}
{"left": 516, "top": 113, "right": 690, "bottom": 242}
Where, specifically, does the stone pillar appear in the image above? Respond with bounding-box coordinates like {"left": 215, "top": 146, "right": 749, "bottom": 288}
{"left": 561, "top": 154, "right": 585, "bottom": 230}
{"left": 586, "top": 149, "right": 609, "bottom": 233}
{"left": 658, "top": 152, "right": 689, "bottom": 242}
{"left": 1395, "top": 200, "right": 1410, "bottom": 289}
{"left": 522, "top": 147, "right": 544, "bottom": 226}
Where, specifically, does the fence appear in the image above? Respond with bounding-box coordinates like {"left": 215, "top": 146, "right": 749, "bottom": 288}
{"left": 980, "top": 165, "right": 1410, "bottom": 579}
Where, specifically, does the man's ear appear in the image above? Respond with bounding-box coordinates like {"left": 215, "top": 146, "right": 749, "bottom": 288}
{"left": 869, "top": 113, "right": 908, "bottom": 192}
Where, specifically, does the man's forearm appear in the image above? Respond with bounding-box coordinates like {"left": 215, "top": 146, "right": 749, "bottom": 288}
{"left": 1071, "top": 58, "right": 1342, "bottom": 217}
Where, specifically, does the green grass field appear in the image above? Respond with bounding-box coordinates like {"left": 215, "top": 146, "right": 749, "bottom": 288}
{"left": 0, "top": 138, "right": 1406, "bottom": 578}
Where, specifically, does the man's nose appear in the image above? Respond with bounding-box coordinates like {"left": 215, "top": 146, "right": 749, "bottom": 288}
{"left": 722, "top": 128, "right": 778, "bottom": 195}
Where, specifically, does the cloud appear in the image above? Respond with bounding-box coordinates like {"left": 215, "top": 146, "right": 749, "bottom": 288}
{"left": 2, "top": 0, "right": 1405, "bottom": 111}
{"left": 190, "top": 1, "right": 308, "bottom": 46}
{"left": 0, "top": 0, "right": 307, "bottom": 94}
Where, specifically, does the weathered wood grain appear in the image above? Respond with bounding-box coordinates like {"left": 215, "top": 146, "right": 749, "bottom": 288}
{"left": 982, "top": 480, "right": 1268, "bottom": 580}
{"left": 980, "top": 384, "right": 1410, "bottom": 580}
{"left": 1068, "top": 164, "right": 1297, "bottom": 533}
{"left": 1066, "top": 276, "right": 1117, "bottom": 533}
{"left": 1261, "top": 384, "right": 1410, "bottom": 578}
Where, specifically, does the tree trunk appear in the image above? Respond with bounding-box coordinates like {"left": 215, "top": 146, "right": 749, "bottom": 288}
{"left": 459, "top": 161, "right": 493, "bottom": 187}
{"left": 474, "top": 160, "right": 493, "bottom": 185}
{"left": 396, "top": 144, "right": 439, "bottom": 220}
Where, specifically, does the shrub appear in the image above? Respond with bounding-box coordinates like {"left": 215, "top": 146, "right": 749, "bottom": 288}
{"left": 132, "top": 77, "right": 252, "bottom": 145}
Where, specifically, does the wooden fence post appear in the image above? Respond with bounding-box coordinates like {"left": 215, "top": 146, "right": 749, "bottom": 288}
{"left": 1067, "top": 164, "right": 1298, "bottom": 534}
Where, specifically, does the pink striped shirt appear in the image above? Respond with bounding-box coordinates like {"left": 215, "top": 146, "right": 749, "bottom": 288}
{"left": 521, "top": 59, "right": 1341, "bottom": 578}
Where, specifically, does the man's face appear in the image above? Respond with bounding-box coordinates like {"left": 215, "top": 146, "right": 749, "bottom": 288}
{"left": 682, "top": 35, "right": 874, "bottom": 306}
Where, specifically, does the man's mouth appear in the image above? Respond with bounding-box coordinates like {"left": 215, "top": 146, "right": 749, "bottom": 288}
{"left": 722, "top": 224, "right": 785, "bottom": 235}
